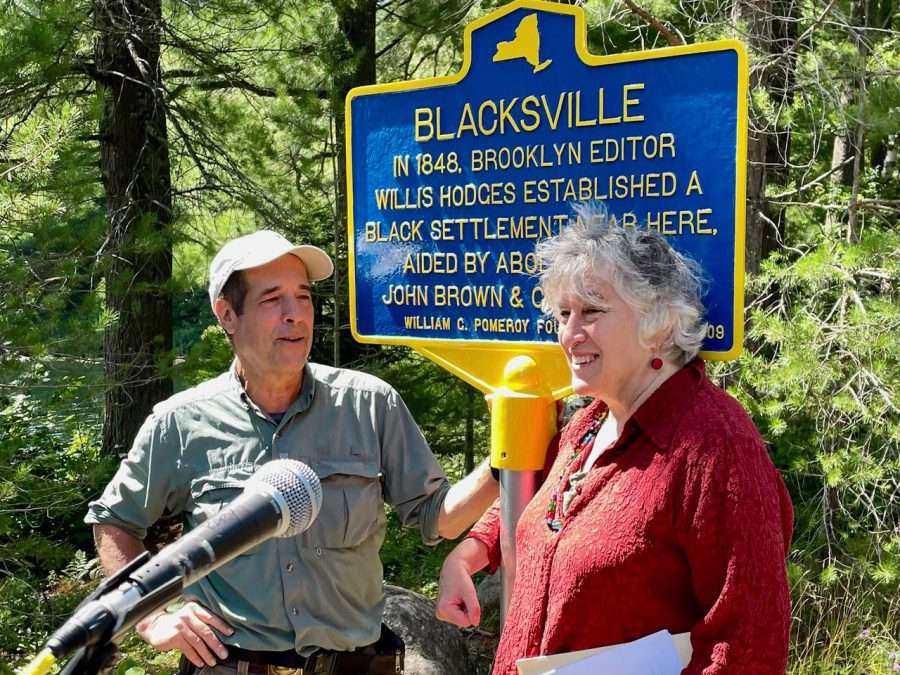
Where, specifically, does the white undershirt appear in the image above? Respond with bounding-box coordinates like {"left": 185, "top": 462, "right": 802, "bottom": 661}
{"left": 582, "top": 417, "right": 621, "bottom": 472}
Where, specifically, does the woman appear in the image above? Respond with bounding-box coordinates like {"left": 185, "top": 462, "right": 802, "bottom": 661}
{"left": 436, "top": 207, "right": 793, "bottom": 674}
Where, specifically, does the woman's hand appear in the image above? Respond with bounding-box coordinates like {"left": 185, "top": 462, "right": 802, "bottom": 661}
{"left": 435, "top": 538, "right": 490, "bottom": 627}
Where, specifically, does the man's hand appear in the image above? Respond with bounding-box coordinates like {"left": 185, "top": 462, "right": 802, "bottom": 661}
{"left": 137, "top": 601, "right": 234, "bottom": 667}
{"left": 93, "top": 526, "right": 233, "bottom": 667}
{"left": 435, "top": 538, "right": 489, "bottom": 627}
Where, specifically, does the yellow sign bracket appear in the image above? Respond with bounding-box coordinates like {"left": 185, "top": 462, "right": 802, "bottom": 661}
{"left": 487, "top": 354, "right": 558, "bottom": 471}
{"left": 414, "top": 345, "right": 565, "bottom": 471}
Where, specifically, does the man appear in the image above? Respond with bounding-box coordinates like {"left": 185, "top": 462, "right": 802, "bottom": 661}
{"left": 85, "top": 230, "right": 497, "bottom": 675}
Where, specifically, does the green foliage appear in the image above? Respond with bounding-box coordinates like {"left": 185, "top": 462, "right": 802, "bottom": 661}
{"left": 381, "top": 509, "right": 456, "bottom": 597}
{"left": 0, "top": 0, "right": 897, "bottom": 672}
{"left": 711, "top": 226, "right": 900, "bottom": 670}
{"left": 0, "top": 571, "right": 87, "bottom": 664}
{"left": 367, "top": 348, "right": 490, "bottom": 457}
{"left": 0, "top": 392, "right": 138, "bottom": 667}
{"left": 177, "top": 324, "right": 235, "bottom": 388}
{"left": 0, "top": 396, "right": 114, "bottom": 574}
{"left": 787, "top": 563, "right": 900, "bottom": 674}
{"left": 110, "top": 633, "right": 180, "bottom": 675}
{"left": 0, "top": 376, "right": 113, "bottom": 666}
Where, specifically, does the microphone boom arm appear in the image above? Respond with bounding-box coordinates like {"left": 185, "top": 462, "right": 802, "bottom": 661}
{"left": 21, "top": 459, "right": 322, "bottom": 675}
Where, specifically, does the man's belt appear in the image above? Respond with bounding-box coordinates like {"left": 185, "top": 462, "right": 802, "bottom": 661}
{"left": 219, "top": 625, "right": 404, "bottom": 675}
{"left": 220, "top": 650, "right": 399, "bottom": 675}
{"left": 220, "top": 645, "right": 319, "bottom": 674}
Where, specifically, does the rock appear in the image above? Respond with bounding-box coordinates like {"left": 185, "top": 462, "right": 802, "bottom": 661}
{"left": 475, "top": 574, "right": 501, "bottom": 616}
{"left": 384, "top": 584, "right": 472, "bottom": 675}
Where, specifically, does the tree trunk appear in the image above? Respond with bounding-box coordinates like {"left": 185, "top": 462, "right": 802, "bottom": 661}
{"left": 827, "top": 0, "right": 873, "bottom": 242}
{"left": 95, "top": 0, "right": 174, "bottom": 456}
{"left": 766, "top": 0, "right": 800, "bottom": 188}
{"left": 331, "top": 0, "right": 376, "bottom": 367}
{"left": 733, "top": 0, "right": 773, "bottom": 275}
{"left": 758, "top": 0, "right": 800, "bottom": 258}
{"left": 882, "top": 135, "right": 898, "bottom": 177}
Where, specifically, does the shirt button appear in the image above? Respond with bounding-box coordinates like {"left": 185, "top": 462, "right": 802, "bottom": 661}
{"left": 315, "top": 547, "right": 322, "bottom": 557}
{"left": 286, "top": 562, "right": 294, "bottom": 572}
{"left": 292, "top": 607, "right": 298, "bottom": 616}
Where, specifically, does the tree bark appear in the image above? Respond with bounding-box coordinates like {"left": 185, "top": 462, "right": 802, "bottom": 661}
{"left": 759, "top": 0, "right": 800, "bottom": 258}
{"left": 331, "top": 0, "right": 376, "bottom": 367}
{"left": 733, "top": 0, "right": 803, "bottom": 272}
{"left": 765, "top": 0, "right": 800, "bottom": 188}
{"left": 882, "top": 135, "right": 898, "bottom": 177}
{"left": 733, "top": 0, "right": 773, "bottom": 275}
{"left": 827, "top": 0, "right": 873, "bottom": 242}
{"left": 95, "top": 0, "right": 174, "bottom": 456}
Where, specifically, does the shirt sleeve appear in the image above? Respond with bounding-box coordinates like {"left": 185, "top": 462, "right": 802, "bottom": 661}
{"left": 84, "top": 411, "right": 188, "bottom": 540}
{"left": 467, "top": 498, "right": 502, "bottom": 574}
{"left": 677, "top": 431, "right": 794, "bottom": 675}
{"left": 378, "top": 388, "right": 450, "bottom": 546}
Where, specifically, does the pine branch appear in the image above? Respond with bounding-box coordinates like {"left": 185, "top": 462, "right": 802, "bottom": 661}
{"left": 770, "top": 156, "right": 855, "bottom": 199}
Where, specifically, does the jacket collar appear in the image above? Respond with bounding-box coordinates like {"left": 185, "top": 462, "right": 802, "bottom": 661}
{"left": 630, "top": 358, "right": 705, "bottom": 450}
{"left": 567, "top": 358, "right": 705, "bottom": 452}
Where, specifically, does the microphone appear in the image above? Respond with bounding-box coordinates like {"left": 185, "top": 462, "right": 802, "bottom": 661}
{"left": 46, "top": 459, "right": 322, "bottom": 659}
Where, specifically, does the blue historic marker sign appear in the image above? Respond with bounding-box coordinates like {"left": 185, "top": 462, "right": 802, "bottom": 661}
{"left": 347, "top": 0, "right": 747, "bottom": 360}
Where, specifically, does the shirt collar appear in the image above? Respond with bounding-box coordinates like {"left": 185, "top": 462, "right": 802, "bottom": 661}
{"left": 227, "top": 359, "right": 317, "bottom": 418}
{"left": 630, "top": 357, "right": 705, "bottom": 450}
{"left": 287, "top": 363, "right": 316, "bottom": 417}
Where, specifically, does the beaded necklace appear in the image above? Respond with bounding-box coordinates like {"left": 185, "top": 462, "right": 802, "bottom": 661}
{"left": 545, "top": 410, "right": 608, "bottom": 532}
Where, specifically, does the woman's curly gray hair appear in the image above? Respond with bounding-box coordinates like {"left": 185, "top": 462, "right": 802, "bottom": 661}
{"left": 536, "top": 203, "right": 708, "bottom": 365}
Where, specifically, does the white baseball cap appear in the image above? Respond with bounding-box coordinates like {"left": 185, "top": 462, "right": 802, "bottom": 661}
{"left": 208, "top": 230, "right": 333, "bottom": 309}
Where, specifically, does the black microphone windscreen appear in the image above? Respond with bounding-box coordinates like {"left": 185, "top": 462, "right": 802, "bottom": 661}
{"left": 247, "top": 459, "right": 322, "bottom": 537}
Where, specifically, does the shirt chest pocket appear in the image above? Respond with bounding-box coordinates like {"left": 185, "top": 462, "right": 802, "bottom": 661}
{"left": 188, "top": 463, "right": 257, "bottom": 528}
{"left": 302, "top": 458, "right": 385, "bottom": 549}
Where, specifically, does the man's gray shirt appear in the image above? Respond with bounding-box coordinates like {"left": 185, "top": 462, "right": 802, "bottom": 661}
{"left": 85, "top": 362, "right": 451, "bottom": 653}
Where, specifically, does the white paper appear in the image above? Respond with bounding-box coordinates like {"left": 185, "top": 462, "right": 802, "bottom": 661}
{"left": 517, "top": 630, "right": 690, "bottom": 675}
{"left": 552, "top": 630, "right": 683, "bottom": 675}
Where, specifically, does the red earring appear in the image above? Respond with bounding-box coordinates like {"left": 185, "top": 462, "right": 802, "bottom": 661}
{"left": 650, "top": 357, "right": 663, "bottom": 370}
